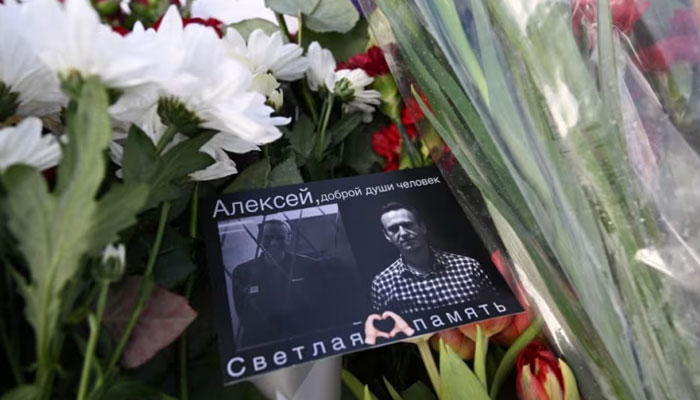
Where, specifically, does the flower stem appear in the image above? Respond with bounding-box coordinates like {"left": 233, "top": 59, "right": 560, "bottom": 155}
{"left": 296, "top": 11, "right": 304, "bottom": 45}
{"left": 302, "top": 84, "right": 320, "bottom": 124}
{"left": 76, "top": 279, "right": 109, "bottom": 400}
{"left": 103, "top": 201, "right": 171, "bottom": 377}
{"left": 155, "top": 125, "right": 178, "bottom": 154}
{"left": 474, "top": 325, "right": 488, "bottom": 389}
{"left": 316, "top": 93, "right": 335, "bottom": 159}
{"left": 489, "top": 317, "right": 542, "bottom": 400}
{"left": 415, "top": 337, "right": 440, "bottom": 397}
{"left": 274, "top": 12, "right": 291, "bottom": 42}
{"left": 189, "top": 183, "right": 199, "bottom": 240}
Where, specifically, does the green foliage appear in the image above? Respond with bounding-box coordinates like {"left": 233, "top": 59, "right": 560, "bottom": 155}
{"left": 285, "top": 114, "right": 316, "bottom": 160}
{"left": 342, "top": 369, "right": 378, "bottom": 400}
{"left": 303, "top": 0, "right": 359, "bottom": 33}
{"left": 1, "top": 77, "right": 148, "bottom": 398}
{"left": 439, "top": 341, "right": 490, "bottom": 400}
{"left": 265, "top": 0, "right": 320, "bottom": 15}
{"left": 121, "top": 125, "right": 214, "bottom": 210}
{"left": 101, "top": 377, "right": 175, "bottom": 400}
{"left": 268, "top": 155, "right": 304, "bottom": 186}
{"left": 229, "top": 18, "right": 282, "bottom": 40}
{"left": 401, "top": 382, "right": 437, "bottom": 400}
{"left": 301, "top": 18, "right": 370, "bottom": 62}
{"left": 223, "top": 158, "right": 271, "bottom": 193}
{"left": 267, "top": 0, "right": 359, "bottom": 33}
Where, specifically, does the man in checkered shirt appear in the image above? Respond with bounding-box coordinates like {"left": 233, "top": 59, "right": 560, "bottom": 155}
{"left": 370, "top": 202, "right": 495, "bottom": 314}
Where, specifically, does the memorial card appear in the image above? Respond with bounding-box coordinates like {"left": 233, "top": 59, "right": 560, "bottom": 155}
{"left": 200, "top": 166, "right": 523, "bottom": 383}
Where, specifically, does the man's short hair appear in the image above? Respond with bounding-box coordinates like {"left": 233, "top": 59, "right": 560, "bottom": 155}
{"left": 260, "top": 218, "right": 292, "bottom": 237}
{"left": 379, "top": 202, "right": 422, "bottom": 224}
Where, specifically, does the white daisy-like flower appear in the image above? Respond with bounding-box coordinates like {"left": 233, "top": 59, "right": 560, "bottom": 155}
{"left": 332, "top": 69, "right": 381, "bottom": 122}
{"left": 22, "top": 0, "right": 159, "bottom": 90}
{"left": 0, "top": 117, "right": 62, "bottom": 172}
{"left": 305, "top": 41, "right": 336, "bottom": 92}
{"left": 230, "top": 29, "right": 308, "bottom": 81}
{"left": 0, "top": 1, "right": 65, "bottom": 117}
{"left": 166, "top": 23, "right": 288, "bottom": 144}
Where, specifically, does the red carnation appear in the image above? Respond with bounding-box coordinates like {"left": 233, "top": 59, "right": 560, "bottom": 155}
{"left": 637, "top": 35, "right": 700, "bottom": 72}
{"left": 337, "top": 46, "right": 390, "bottom": 77}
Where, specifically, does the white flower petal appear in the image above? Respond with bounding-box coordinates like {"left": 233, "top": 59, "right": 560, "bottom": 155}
{"left": 0, "top": 117, "right": 61, "bottom": 171}
{"left": 306, "top": 41, "right": 336, "bottom": 92}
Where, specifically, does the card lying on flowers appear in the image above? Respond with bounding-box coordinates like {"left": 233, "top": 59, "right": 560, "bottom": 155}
{"left": 201, "top": 166, "right": 522, "bottom": 383}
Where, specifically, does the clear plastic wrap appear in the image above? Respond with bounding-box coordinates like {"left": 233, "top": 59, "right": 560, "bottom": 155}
{"left": 360, "top": 0, "right": 700, "bottom": 398}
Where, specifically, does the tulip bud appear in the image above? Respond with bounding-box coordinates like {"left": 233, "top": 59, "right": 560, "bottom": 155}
{"left": 492, "top": 313, "right": 532, "bottom": 347}
{"left": 429, "top": 328, "right": 475, "bottom": 360}
{"left": 516, "top": 340, "right": 581, "bottom": 400}
{"left": 458, "top": 315, "right": 513, "bottom": 341}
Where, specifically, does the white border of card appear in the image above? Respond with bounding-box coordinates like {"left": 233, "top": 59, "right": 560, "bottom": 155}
{"left": 201, "top": 166, "right": 522, "bottom": 384}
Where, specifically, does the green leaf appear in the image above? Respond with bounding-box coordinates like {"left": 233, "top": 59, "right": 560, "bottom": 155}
{"left": 305, "top": 0, "right": 359, "bottom": 33}
{"left": 341, "top": 369, "right": 378, "bottom": 400}
{"left": 229, "top": 18, "right": 283, "bottom": 41}
{"left": 268, "top": 155, "right": 304, "bottom": 187}
{"left": 122, "top": 125, "right": 157, "bottom": 183}
{"left": 154, "top": 233, "right": 196, "bottom": 289}
{"left": 286, "top": 114, "right": 316, "bottom": 159}
{"left": 301, "top": 18, "right": 369, "bottom": 61}
{"left": 123, "top": 129, "right": 215, "bottom": 210}
{"left": 383, "top": 377, "right": 404, "bottom": 400}
{"left": 343, "top": 120, "right": 384, "bottom": 174}
{"left": 223, "top": 158, "right": 271, "bottom": 193}
{"left": 401, "top": 382, "right": 437, "bottom": 400}
{"left": 101, "top": 377, "right": 172, "bottom": 400}
{"left": 265, "top": 0, "right": 320, "bottom": 15}
{"left": 439, "top": 341, "right": 490, "bottom": 400}
{"left": 3, "top": 77, "right": 113, "bottom": 364}
{"left": 88, "top": 182, "right": 149, "bottom": 254}
{"left": 328, "top": 112, "right": 363, "bottom": 146}
{"left": 0, "top": 385, "right": 38, "bottom": 400}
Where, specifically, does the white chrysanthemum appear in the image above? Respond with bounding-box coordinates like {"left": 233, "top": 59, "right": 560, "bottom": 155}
{"left": 306, "top": 41, "right": 336, "bottom": 92}
{"left": 332, "top": 69, "right": 381, "bottom": 122}
{"left": 0, "top": 117, "right": 61, "bottom": 171}
{"left": 23, "top": 0, "right": 159, "bottom": 90}
{"left": 110, "top": 7, "right": 187, "bottom": 126}
{"left": 0, "top": 1, "right": 65, "bottom": 116}
{"left": 227, "top": 29, "right": 308, "bottom": 81}
{"left": 166, "top": 23, "right": 288, "bottom": 144}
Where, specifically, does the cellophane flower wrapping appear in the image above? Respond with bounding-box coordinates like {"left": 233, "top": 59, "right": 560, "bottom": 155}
{"left": 360, "top": 0, "right": 700, "bottom": 399}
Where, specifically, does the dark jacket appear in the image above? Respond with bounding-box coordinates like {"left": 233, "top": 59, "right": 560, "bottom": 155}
{"left": 232, "top": 253, "right": 330, "bottom": 348}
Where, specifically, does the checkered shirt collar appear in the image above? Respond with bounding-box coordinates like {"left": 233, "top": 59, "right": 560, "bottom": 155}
{"left": 397, "top": 247, "right": 446, "bottom": 278}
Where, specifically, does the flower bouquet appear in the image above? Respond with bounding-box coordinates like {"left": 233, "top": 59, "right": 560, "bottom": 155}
{"left": 0, "top": 0, "right": 438, "bottom": 398}
{"left": 361, "top": 0, "right": 700, "bottom": 398}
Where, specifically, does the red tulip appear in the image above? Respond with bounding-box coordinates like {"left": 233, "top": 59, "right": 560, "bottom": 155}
{"left": 457, "top": 315, "right": 513, "bottom": 341}
{"left": 492, "top": 312, "right": 532, "bottom": 347}
{"left": 429, "top": 328, "right": 476, "bottom": 360}
{"left": 516, "top": 340, "right": 581, "bottom": 400}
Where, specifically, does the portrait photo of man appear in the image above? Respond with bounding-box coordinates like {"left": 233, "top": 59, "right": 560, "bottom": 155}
{"left": 370, "top": 201, "right": 495, "bottom": 315}
{"left": 232, "top": 219, "right": 330, "bottom": 348}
